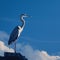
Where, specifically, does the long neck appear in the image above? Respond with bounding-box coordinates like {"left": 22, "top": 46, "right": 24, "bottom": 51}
{"left": 20, "top": 16, "right": 25, "bottom": 29}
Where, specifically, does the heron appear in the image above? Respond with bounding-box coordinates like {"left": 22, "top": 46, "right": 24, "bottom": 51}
{"left": 8, "top": 14, "right": 29, "bottom": 53}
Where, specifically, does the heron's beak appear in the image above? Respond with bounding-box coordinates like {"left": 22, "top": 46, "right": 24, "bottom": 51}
{"left": 27, "top": 15, "right": 31, "bottom": 17}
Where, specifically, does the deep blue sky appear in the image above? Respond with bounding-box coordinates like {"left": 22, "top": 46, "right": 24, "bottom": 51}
{"left": 0, "top": 0, "right": 60, "bottom": 55}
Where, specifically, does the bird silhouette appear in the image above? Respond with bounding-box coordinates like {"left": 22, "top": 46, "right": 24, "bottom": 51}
{"left": 8, "top": 14, "right": 30, "bottom": 53}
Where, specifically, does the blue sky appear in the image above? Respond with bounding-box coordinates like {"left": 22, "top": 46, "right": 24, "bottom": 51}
{"left": 0, "top": 0, "right": 60, "bottom": 55}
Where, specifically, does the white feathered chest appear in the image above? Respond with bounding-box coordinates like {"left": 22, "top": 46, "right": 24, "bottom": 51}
{"left": 18, "top": 26, "right": 23, "bottom": 37}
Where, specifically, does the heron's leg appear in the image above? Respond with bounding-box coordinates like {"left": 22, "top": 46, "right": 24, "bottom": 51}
{"left": 8, "top": 45, "right": 10, "bottom": 49}
{"left": 14, "top": 41, "right": 16, "bottom": 53}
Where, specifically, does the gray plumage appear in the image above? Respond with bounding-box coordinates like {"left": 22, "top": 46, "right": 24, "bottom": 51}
{"left": 8, "top": 26, "right": 19, "bottom": 45}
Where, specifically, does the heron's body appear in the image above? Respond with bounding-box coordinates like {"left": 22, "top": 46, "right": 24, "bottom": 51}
{"left": 8, "top": 14, "right": 28, "bottom": 46}
{"left": 8, "top": 26, "right": 23, "bottom": 45}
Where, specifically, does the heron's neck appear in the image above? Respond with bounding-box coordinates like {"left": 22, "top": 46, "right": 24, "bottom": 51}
{"left": 20, "top": 16, "right": 25, "bottom": 29}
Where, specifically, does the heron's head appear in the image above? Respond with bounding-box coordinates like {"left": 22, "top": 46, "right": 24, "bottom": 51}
{"left": 20, "top": 14, "right": 30, "bottom": 18}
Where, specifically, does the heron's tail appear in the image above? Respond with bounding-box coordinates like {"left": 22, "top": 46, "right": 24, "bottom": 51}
{"left": 8, "top": 40, "right": 11, "bottom": 45}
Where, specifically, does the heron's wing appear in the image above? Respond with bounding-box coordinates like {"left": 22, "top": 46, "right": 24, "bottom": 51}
{"left": 8, "top": 26, "right": 19, "bottom": 45}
